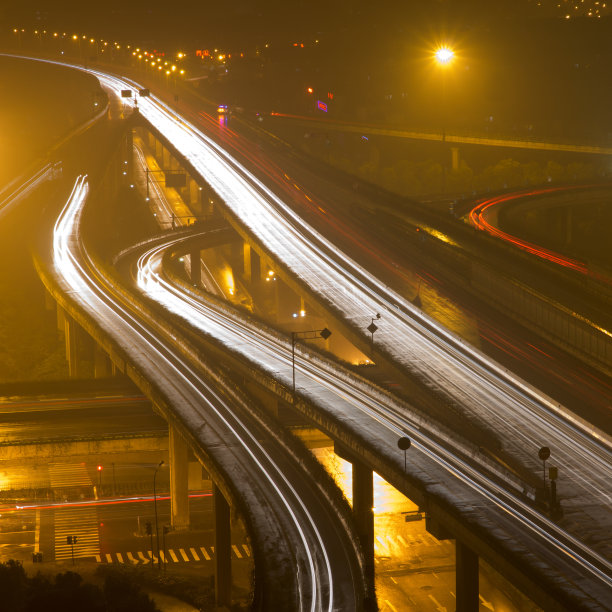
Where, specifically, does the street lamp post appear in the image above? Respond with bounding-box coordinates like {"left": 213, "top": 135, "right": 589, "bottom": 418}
{"left": 153, "top": 460, "right": 164, "bottom": 569}
{"left": 434, "top": 46, "right": 454, "bottom": 138}
{"left": 291, "top": 328, "right": 332, "bottom": 396}
{"left": 434, "top": 46, "right": 455, "bottom": 191}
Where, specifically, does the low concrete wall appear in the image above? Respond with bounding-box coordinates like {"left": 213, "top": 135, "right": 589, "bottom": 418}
{"left": 0, "top": 434, "right": 168, "bottom": 462}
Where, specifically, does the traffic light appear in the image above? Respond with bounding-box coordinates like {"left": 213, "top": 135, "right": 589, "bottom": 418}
{"left": 67, "top": 535, "right": 77, "bottom": 545}
{"left": 145, "top": 521, "right": 152, "bottom": 535}
{"left": 97, "top": 465, "right": 103, "bottom": 471}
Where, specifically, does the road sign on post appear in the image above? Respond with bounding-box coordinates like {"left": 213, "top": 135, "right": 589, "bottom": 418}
{"left": 398, "top": 436, "right": 411, "bottom": 472}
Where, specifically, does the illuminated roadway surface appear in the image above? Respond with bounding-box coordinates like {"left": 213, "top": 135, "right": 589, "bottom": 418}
{"left": 48, "top": 140, "right": 365, "bottom": 609}
{"left": 12, "top": 55, "right": 612, "bottom": 607}
{"left": 94, "top": 61, "right": 612, "bottom": 560}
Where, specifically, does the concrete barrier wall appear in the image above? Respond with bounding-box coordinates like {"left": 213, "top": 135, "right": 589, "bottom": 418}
{"left": 471, "top": 261, "right": 612, "bottom": 376}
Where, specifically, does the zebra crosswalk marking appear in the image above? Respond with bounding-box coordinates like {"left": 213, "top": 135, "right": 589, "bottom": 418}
{"left": 127, "top": 552, "right": 139, "bottom": 564}
{"left": 54, "top": 505, "right": 99, "bottom": 561}
{"left": 137, "top": 551, "right": 151, "bottom": 564}
{"left": 49, "top": 463, "right": 92, "bottom": 488}
{"left": 96, "top": 545, "right": 250, "bottom": 565}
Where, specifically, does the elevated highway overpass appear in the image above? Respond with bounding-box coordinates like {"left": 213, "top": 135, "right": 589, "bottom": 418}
{"left": 5, "top": 53, "right": 612, "bottom": 609}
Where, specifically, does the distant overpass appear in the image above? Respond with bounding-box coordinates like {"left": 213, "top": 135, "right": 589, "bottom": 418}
{"left": 0, "top": 385, "right": 167, "bottom": 462}
{"left": 267, "top": 111, "right": 612, "bottom": 156}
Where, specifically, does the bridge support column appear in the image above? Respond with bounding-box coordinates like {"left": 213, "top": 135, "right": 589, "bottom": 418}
{"left": 162, "top": 145, "right": 169, "bottom": 170}
{"left": 451, "top": 146, "right": 460, "bottom": 172}
{"left": 243, "top": 243, "right": 251, "bottom": 283}
{"left": 64, "top": 315, "right": 83, "bottom": 378}
{"left": 353, "top": 458, "right": 375, "bottom": 586}
{"left": 190, "top": 250, "right": 201, "bottom": 286}
{"left": 169, "top": 426, "right": 190, "bottom": 530}
{"left": 154, "top": 137, "right": 162, "bottom": 161}
{"left": 334, "top": 443, "right": 375, "bottom": 588}
{"left": 249, "top": 248, "right": 261, "bottom": 286}
{"left": 214, "top": 483, "right": 232, "bottom": 607}
{"left": 230, "top": 240, "right": 244, "bottom": 275}
{"left": 456, "top": 540, "right": 479, "bottom": 612}
{"left": 94, "top": 345, "right": 112, "bottom": 378}
{"left": 189, "top": 179, "right": 202, "bottom": 215}
{"left": 56, "top": 303, "right": 66, "bottom": 334}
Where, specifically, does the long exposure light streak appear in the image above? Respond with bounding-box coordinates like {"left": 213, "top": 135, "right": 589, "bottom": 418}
{"left": 19, "top": 52, "right": 609, "bottom": 602}
{"left": 135, "top": 233, "right": 612, "bottom": 587}
{"left": 51, "top": 175, "right": 344, "bottom": 612}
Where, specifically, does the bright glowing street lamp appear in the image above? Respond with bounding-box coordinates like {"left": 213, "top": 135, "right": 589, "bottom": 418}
{"left": 435, "top": 46, "right": 454, "bottom": 66}
{"left": 434, "top": 45, "right": 455, "bottom": 143}
{"left": 433, "top": 45, "right": 455, "bottom": 192}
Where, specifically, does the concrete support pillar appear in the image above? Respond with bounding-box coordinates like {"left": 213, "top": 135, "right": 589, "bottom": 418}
{"left": 64, "top": 315, "right": 80, "bottom": 378}
{"left": 230, "top": 240, "right": 244, "bottom": 275}
{"left": 190, "top": 250, "right": 201, "bottom": 286}
{"left": 162, "top": 145, "right": 169, "bottom": 170}
{"left": 451, "top": 146, "right": 460, "bottom": 172}
{"left": 352, "top": 459, "right": 375, "bottom": 585}
{"left": 214, "top": 483, "right": 232, "bottom": 607}
{"left": 169, "top": 426, "right": 190, "bottom": 530}
{"left": 189, "top": 179, "right": 202, "bottom": 215}
{"left": 94, "top": 345, "right": 111, "bottom": 378}
{"left": 250, "top": 248, "right": 261, "bottom": 286}
{"left": 336, "top": 440, "right": 376, "bottom": 592}
{"left": 188, "top": 461, "right": 204, "bottom": 490}
{"left": 243, "top": 243, "right": 252, "bottom": 283}
{"left": 56, "top": 304, "right": 66, "bottom": 334}
{"left": 456, "top": 541, "right": 479, "bottom": 612}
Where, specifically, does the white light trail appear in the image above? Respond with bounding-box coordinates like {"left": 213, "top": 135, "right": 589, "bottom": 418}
{"left": 51, "top": 175, "right": 340, "bottom": 612}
